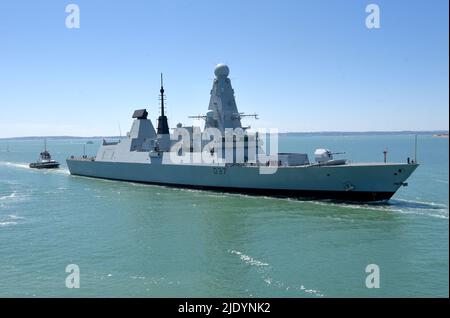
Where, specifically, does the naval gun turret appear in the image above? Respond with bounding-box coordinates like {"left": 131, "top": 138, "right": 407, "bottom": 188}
{"left": 313, "top": 148, "right": 347, "bottom": 166}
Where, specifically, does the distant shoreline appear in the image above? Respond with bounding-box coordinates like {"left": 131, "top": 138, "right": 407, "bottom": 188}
{"left": 0, "top": 130, "right": 448, "bottom": 140}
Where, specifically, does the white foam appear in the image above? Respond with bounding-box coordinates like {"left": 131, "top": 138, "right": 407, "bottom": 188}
{"left": 229, "top": 249, "right": 325, "bottom": 297}
{"left": 230, "top": 250, "right": 269, "bottom": 267}
{"left": 0, "top": 221, "right": 18, "bottom": 227}
{"left": 309, "top": 200, "right": 392, "bottom": 212}
{"left": 130, "top": 276, "right": 146, "bottom": 280}
{"left": 46, "top": 168, "right": 70, "bottom": 175}
{"left": 263, "top": 275, "right": 324, "bottom": 297}
{"left": 0, "top": 161, "right": 69, "bottom": 175}
{"left": 394, "top": 209, "right": 449, "bottom": 220}
{"left": 393, "top": 198, "right": 447, "bottom": 208}
{"left": 0, "top": 213, "right": 26, "bottom": 227}
{"left": 308, "top": 198, "right": 449, "bottom": 220}
{"left": 297, "top": 284, "right": 324, "bottom": 297}
{"left": 0, "top": 192, "right": 16, "bottom": 200}
{"left": 8, "top": 214, "right": 25, "bottom": 220}
{"left": 0, "top": 161, "right": 30, "bottom": 170}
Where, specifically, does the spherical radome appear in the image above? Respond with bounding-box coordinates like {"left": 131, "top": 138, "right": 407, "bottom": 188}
{"left": 214, "top": 64, "right": 230, "bottom": 78}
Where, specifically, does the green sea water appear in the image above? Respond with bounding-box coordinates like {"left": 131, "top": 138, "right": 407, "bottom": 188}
{"left": 0, "top": 135, "right": 448, "bottom": 297}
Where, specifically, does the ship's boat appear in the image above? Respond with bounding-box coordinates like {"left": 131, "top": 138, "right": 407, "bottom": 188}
{"left": 30, "top": 140, "right": 60, "bottom": 169}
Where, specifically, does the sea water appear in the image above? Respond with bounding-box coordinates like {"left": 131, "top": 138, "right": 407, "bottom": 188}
{"left": 0, "top": 135, "right": 448, "bottom": 297}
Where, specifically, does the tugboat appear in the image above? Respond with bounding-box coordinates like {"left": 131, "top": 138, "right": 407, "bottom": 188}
{"left": 29, "top": 139, "right": 60, "bottom": 169}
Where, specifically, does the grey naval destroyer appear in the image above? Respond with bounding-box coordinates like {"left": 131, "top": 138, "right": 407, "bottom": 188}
{"left": 67, "top": 64, "right": 418, "bottom": 201}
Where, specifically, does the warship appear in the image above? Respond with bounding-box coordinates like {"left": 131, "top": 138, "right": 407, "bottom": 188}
{"left": 67, "top": 64, "right": 418, "bottom": 201}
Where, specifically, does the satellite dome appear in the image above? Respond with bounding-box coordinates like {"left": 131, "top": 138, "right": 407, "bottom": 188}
{"left": 214, "top": 64, "right": 230, "bottom": 78}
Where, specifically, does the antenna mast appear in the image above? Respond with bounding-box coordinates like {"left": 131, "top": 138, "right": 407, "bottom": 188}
{"left": 157, "top": 73, "right": 169, "bottom": 135}
{"left": 414, "top": 134, "right": 418, "bottom": 163}
{"left": 160, "top": 73, "right": 165, "bottom": 117}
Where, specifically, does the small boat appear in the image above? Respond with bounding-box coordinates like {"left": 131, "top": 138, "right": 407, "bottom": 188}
{"left": 433, "top": 133, "right": 449, "bottom": 138}
{"left": 29, "top": 140, "right": 60, "bottom": 169}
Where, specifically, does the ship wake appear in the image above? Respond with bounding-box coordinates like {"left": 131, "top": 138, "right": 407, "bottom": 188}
{"left": 229, "top": 249, "right": 325, "bottom": 297}
{"left": 0, "top": 161, "right": 69, "bottom": 175}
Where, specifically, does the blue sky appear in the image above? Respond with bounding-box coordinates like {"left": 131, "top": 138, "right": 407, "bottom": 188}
{"left": 0, "top": 0, "right": 448, "bottom": 137}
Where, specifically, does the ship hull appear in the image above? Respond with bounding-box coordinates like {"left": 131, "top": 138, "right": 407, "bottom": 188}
{"left": 29, "top": 162, "right": 60, "bottom": 169}
{"left": 66, "top": 159, "right": 418, "bottom": 202}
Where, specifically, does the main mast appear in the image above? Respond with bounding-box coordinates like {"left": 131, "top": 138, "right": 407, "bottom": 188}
{"left": 157, "top": 73, "right": 169, "bottom": 135}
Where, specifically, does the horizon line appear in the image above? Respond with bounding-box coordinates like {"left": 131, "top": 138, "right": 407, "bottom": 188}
{"left": 0, "top": 130, "right": 448, "bottom": 140}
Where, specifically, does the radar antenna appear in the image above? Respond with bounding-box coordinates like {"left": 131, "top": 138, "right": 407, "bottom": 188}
{"left": 239, "top": 113, "right": 259, "bottom": 120}
{"left": 188, "top": 114, "right": 208, "bottom": 120}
